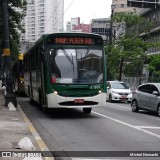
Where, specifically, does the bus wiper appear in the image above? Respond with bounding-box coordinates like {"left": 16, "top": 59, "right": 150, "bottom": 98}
{"left": 79, "top": 47, "right": 91, "bottom": 70}
{"left": 60, "top": 47, "right": 74, "bottom": 65}
{"left": 60, "top": 46, "right": 75, "bottom": 74}
{"left": 84, "top": 47, "right": 91, "bottom": 57}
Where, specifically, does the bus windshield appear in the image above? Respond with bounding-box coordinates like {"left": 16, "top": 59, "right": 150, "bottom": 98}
{"left": 48, "top": 47, "right": 103, "bottom": 84}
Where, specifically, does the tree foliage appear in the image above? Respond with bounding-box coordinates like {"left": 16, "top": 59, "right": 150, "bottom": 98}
{"left": 106, "top": 12, "right": 152, "bottom": 81}
{"left": 148, "top": 55, "right": 160, "bottom": 82}
{"left": 0, "top": 0, "right": 27, "bottom": 61}
{"left": 113, "top": 12, "right": 153, "bottom": 36}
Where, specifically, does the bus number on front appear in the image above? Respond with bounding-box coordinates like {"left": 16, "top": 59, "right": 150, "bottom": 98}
{"left": 90, "top": 85, "right": 100, "bottom": 89}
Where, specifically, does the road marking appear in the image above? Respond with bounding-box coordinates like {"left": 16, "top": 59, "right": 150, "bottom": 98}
{"left": 135, "top": 126, "right": 160, "bottom": 129}
{"left": 72, "top": 159, "right": 131, "bottom": 160}
{"left": 18, "top": 104, "right": 55, "bottom": 160}
{"left": 92, "top": 111, "right": 160, "bottom": 139}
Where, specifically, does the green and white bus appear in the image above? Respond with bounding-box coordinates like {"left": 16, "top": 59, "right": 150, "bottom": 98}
{"left": 23, "top": 33, "right": 107, "bottom": 114}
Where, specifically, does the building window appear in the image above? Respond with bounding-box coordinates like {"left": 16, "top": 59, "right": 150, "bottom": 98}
{"left": 121, "top": 4, "right": 124, "bottom": 8}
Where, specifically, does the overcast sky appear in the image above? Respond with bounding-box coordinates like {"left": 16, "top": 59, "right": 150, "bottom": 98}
{"left": 64, "top": 0, "right": 112, "bottom": 24}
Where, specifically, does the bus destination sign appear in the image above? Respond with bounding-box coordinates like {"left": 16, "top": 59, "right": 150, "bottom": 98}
{"left": 47, "top": 37, "right": 95, "bottom": 45}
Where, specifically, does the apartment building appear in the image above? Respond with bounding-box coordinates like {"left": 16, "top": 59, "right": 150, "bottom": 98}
{"left": 21, "top": 0, "right": 64, "bottom": 43}
{"left": 90, "top": 18, "right": 111, "bottom": 43}
{"left": 140, "top": 8, "right": 160, "bottom": 55}
{"left": 112, "top": 0, "right": 160, "bottom": 84}
{"left": 66, "top": 17, "right": 81, "bottom": 32}
{"left": 112, "top": 0, "right": 160, "bottom": 55}
{"left": 112, "top": 0, "right": 142, "bottom": 13}
{"left": 66, "top": 17, "right": 90, "bottom": 33}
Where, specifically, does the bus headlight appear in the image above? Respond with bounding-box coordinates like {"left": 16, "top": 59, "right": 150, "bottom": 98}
{"left": 98, "top": 90, "right": 102, "bottom": 94}
{"left": 54, "top": 91, "right": 58, "bottom": 95}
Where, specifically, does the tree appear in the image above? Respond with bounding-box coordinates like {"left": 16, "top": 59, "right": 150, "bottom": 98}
{"left": 0, "top": 0, "right": 27, "bottom": 61}
{"left": 106, "top": 12, "right": 152, "bottom": 82}
{"left": 148, "top": 55, "right": 160, "bottom": 82}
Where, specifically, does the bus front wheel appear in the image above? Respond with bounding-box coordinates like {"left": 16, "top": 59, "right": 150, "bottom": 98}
{"left": 83, "top": 108, "right": 92, "bottom": 114}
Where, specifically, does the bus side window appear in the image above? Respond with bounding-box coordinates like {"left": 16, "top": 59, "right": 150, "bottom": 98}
{"left": 31, "top": 49, "right": 36, "bottom": 71}
{"left": 35, "top": 47, "right": 38, "bottom": 70}
{"left": 37, "top": 47, "right": 41, "bottom": 70}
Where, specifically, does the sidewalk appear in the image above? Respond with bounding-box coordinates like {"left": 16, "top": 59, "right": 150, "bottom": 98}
{"left": 0, "top": 83, "right": 43, "bottom": 160}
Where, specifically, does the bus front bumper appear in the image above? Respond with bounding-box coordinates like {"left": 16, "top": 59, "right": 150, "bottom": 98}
{"left": 47, "top": 93, "right": 106, "bottom": 108}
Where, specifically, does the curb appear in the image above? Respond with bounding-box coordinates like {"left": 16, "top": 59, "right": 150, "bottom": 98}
{"left": 18, "top": 104, "right": 55, "bottom": 160}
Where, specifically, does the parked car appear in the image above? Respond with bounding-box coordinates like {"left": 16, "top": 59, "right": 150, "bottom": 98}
{"left": 131, "top": 83, "right": 160, "bottom": 117}
{"left": 106, "top": 81, "right": 132, "bottom": 103}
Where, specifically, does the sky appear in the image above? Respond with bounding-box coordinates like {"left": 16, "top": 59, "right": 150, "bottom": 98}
{"left": 64, "top": 0, "right": 112, "bottom": 24}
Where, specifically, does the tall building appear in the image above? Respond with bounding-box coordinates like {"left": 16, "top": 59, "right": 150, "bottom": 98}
{"left": 66, "top": 17, "right": 90, "bottom": 33}
{"left": 140, "top": 8, "right": 160, "bottom": 55}
{"left": 112, "top": 0, "right": 160, "bottom": 55}
{"left": 112, "top": 0, "right": 142, "bottom": 13}
{"left": 112, "top": 0, "right": 160, "bottom": 84}
{"left": 66, "top": 17, "right": 81, "bottom": 32}
{"left": 111, "top": 0, "right": 146, "bottom": 39}
{"left": 22, "top": 0, "right": 64, "bottom": 43}
{"left": 90, "top": 18, "right": 110, "bottom": 43}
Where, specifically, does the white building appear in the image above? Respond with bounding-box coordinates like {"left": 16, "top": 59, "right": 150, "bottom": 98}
{"left": 66, "top": 17, "right": 80, "bottom": 32}
{"left": 21, "top": 0, "right": 64, "bottom": 43}
{"left": 90, "top": 18, "right": 110, "bottom": 43}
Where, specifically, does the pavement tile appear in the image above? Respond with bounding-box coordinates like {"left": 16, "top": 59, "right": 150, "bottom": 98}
{"left": 0, "top": 85, "right": 41, "bottom": 160}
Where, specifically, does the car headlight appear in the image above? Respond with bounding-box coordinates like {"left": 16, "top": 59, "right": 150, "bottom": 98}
{"left": 112, "top": 91, "right": 118, "bottom": 94}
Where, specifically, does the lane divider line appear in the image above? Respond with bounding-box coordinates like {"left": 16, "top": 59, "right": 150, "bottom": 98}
{"left": 92, "top": 111, "right": 160, "bottom": 139}
{"left": 135, "top": 126, "right": 160, "bottom": 129}
{"left": 72, "top": 159, "right": 131, "bottom": 160}
{"left": 18, "top": 104, "right": 55, "bottom": 160}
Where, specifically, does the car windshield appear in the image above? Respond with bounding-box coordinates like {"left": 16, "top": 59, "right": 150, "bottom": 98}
{"left": 48, "top": 47, "right": 103, "bottom": 84}
{"left": 111, "top": 82, "right": 129, "bottom": 89}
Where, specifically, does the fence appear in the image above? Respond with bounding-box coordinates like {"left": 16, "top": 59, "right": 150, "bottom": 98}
{"left": 121, "top": 77, "right": 148, "bottom": 91}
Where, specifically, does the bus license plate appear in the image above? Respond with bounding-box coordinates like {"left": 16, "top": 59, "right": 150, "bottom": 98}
{"left": 74, "top": 99, "right": 84, "bottom": 104}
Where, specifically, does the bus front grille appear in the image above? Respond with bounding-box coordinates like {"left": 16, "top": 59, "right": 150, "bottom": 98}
{"left": 58, "top": 93, "right": 98, "bottom": 97}
{"left": 59, "top": 101, "right": 98, "bottom": 106}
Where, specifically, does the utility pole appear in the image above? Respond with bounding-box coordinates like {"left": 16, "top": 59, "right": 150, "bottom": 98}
{"left": 1, "top": 0, "right": 17, "bottom": 107}
{"left": 109, "top": 4, "right": 116, "bottom": 45}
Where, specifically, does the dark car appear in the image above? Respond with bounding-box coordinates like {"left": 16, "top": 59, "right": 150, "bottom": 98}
{"left": 131, "top": 83, "right": 160, "bottom": 116}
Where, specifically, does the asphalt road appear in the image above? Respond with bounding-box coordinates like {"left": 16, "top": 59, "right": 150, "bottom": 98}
{"left": 17, "top": 98, "right": 160, "bottom": 160}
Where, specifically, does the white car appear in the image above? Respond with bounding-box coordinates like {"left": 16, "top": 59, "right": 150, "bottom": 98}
{"left": 106, "top": 81, "right": 132, "bottom": 103}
